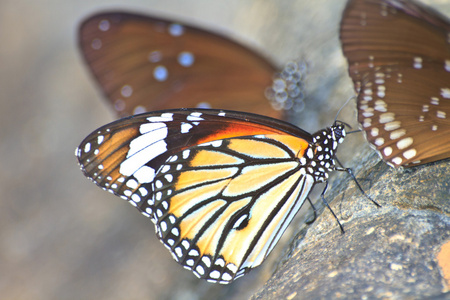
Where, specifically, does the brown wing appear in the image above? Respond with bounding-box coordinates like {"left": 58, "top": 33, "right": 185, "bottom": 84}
{"left": 340, "top": 0, "right": 450, "bottom": 167}
{"left": 79, "top": 12, "right": 281, "bottom": 119}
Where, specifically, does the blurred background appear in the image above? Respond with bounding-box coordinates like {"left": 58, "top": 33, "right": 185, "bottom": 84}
{"left": 1, "top": 0, "right": 448, "bottom": 299}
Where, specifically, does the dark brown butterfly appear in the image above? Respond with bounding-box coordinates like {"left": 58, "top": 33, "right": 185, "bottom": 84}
{"left": 79, "top": 12, "right": 282, "bottom": 119}
{"left": 340, "top": 0, "right": 450, "bottom": 167}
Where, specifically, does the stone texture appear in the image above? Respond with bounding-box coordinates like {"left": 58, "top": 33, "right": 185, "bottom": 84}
{"left": 252, "top": 150, "right": 450, "bottom": 299}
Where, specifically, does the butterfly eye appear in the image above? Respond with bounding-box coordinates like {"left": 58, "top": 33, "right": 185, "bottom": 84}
{"left": 340, "top": 0, "right": 450, "bottom": 167}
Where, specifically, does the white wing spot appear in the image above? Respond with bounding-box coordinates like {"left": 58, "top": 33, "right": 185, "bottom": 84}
{"left": 84, "top": 142, "right": 91, "bottom": 153}
{"left": 126, "top": 179, "right": 138, "bottom": 189}
{"left": 148, "top": 50, "right": 162, "bottom": 63}
{"left": 390, "top": 129, "right": 406, "bottom": 140}
{"left": 413, "top": 56, "right": 422, "bottom": 69}
{"left": 133, "top": 166, "right": 156, "bottom": 184}
{"left": 383, "top": 147, "right": 392, "bottom": 157}
{"left": 131, "top": 194, "right": 141, "bottom": 203}
{"left": 153, "top": 65, "right": 168, "bottom": 81}
{"left": 375, "top": 137, "right": 385, "bottom": 146}
{"left": 379, "top": 112, "right": 395, "bottom": 124}
{"left": 437, "top": 111, "right": 446, "bottom": 119}
{"left": 121, "top": 85, "right": 133, "bottom": 98}
{"left": 165, "top": 174, "right": 173, "bottom": 182}
{"left": 371, "top": 128, "right": 379, "bottom": 137}
{"left": 91, "top": 38, "right": 102, "bottom": 50}
{"left": 183, "top": 150, "right": 190, "bottom": 159}
{"left": 397, "top": 137, "right": 413, "bottom": 150}
{"left": 168, "top": 23, "right": 184, "bottom": 36}
{"left": 441, "top": 88, "right": 450, "bottom": 99}
{"left": 403, "top": 149, "right": 417, "bottom": 160}
{"left": 98, "top": 19, "right": 110, "bottom": 31}
{"left": 384, "top": 121, "right": 401, "bottom": 131}
{"left": 181, "top": 122, "right": 193, "bottom": 133}
{"left": 391, "top": 157, "right": 403, "bottom": 165}
{"left": 178, "top": 51, "right": 195, "bottom": 67}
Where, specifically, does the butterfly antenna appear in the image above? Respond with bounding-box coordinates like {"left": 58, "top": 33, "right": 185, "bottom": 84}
{"left": 334, "top": 95, "right": 355, "bottom": 124}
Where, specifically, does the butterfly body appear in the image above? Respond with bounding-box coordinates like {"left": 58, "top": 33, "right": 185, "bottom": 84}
{"left": 76, "top": 109, "right": 345, "bottom": 283}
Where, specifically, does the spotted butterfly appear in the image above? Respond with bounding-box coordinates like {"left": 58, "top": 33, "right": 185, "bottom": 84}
{"left": 340, "top": 0, "right": 450, "bottom": 167}
{"left": 76, "top": 109, "right": 346, "bottom": 284}
{"left": 79, "top": 12, "right": 281, "bottom": 119}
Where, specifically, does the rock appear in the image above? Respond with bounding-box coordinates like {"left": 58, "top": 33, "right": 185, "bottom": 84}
{"left": 251, "top": 149, "right": 450, "bottom": 299}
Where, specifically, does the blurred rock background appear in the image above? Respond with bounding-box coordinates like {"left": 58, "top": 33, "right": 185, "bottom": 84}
{"left": 0, "top": 0, "right": 448, "bottom": 299}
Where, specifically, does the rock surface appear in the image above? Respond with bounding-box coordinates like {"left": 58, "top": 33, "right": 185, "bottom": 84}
{"left": 251, "top": 149, "right": 450, "bottom": 299}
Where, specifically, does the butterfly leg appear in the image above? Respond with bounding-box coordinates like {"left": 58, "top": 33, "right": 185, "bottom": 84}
{"left": 305, "top": 197, "right": 317, "bottom": 225}
{"left": 320, "top": 182, "right": 345, "bottom": 234}
{"left": 334, "top": 158, "right": 381, "bottom": 208}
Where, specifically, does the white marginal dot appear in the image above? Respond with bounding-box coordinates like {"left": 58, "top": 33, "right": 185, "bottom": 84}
{"left": 148, "top": 50, "right": 162, "bottom": 63}
{"left": 131, "top": 194, "right": 141, "bottom": 203}
{"left": 374, "top": 137, "right": 384, "bottom": 146}
{"left": 175, "top": 247, "right": 183, "bottom": 258}
{"left": 391, "top": 157, "right": 403, "bottom": 165}
{"left": 182, "top": 240, "right": 190, "bottom": 249}
{"left": 397, "top": 137, "right": 413, "bottom": 150}
{"left": 437, "top": 111, "right": 446, "bottom": 119}
{"left": 171, "top": 227, "right": 179, "bottom": 236}
{"left": 139, "top": 187, "right": 148, "bottom": 196}
{"left": 186, "top": 259, "right": 195, "bottom": 266}
{"left": 432, "top": 125, "right": 438, "bottom": 131}
{"left": 403, "top": 149, "right": 417, "bottom": 160}
{"left": 215, "top": 258, "right": 225, "bottom": 267}
{"left": 445, "top": 60, "right": 450, "bottom": 72}
{"left": 371, "top": 128, "right": 379, "bottom": 137}
{"left": 384, "top": 147, "right": 393, "bottom": 157}
{"left": 227, "top": 263, "right": 238, "bottom": 273}
{"left": 210, "top": 270, "right": 220, "bottom": 279}
{"left": 168, "top": 23, "right": 184, "bottom": 36}
{"left": 430, "top": 97, "right": 439, "bottom": 105}
{"left": 178, "top": 51, "right": 195, "bottom": 67}
{"left": 183, "top": 150, "right": 190, "bottom": 159}
{"left": 98, "top": 19, "right": 110, "bottom": 31}
{"left": 165, "top": 174, "right": 173, "bottom": 182}
{"left": 222, "top": 273, "right": 233, "bottom": 281}
{"left": 121, "top": 85, "right": 133, "bottom": 98}
{"left": 379, "top": 112, "right": 395, "bottom": 124}
{"left": 91, "top": 38, "right": 102, "bottom": 50}
{"left": 153, "top": 65, "right": 168, "bottom": 81}
{"left": 84, "top": 142, "right": 91, "bottom": 153}
{"left": 134, "top": 106, "right": 146, "bottom": 115}
{"left": 202, "top": 256, "right": 211, "bottom": 267}
{"left": 160, "top": 221, "right": 167, "bottom": 232}
{"left": 441, "top": 88, "right": 450, "bottom": 99}
{"left": 390, "top": 129, "right": 406, "bottom": 140}
{"left": 384, "top": 121, "right": 401, "bottom": 131}
{"left": 413, "top": 56, "right": 422, "bottom": 69}
{"left": 196, "top": 265, "right": 205, "bottom": 276}
{"left": 189, "top": 249, "right": 199, "bottom": 257}
{"left": 126, "top": 179, "right": 138, "bottom": 189}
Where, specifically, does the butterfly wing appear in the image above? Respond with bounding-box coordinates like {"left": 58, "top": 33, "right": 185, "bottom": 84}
{"left": 79, "top": 12, "right": 281, "bottom": 118}
{"left": 76, "top": 109, "right": 315, "bottom": 283}
{"left": 340, "top": 0, "right": 450, "bottom": 167}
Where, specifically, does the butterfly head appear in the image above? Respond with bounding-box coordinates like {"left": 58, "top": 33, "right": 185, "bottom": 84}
{"left": 309, "top": 123, "right": 347, "bottom": 182}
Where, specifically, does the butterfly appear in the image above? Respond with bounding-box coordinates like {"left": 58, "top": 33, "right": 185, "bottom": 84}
{"left": 76, "top": 108, "right": 346, "bottom": 284}
{"left": 78, "top": 12, "right": 282, "bottom": 119}
{"left": 340, "top": 0, "right": 450, "bottom": 167}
